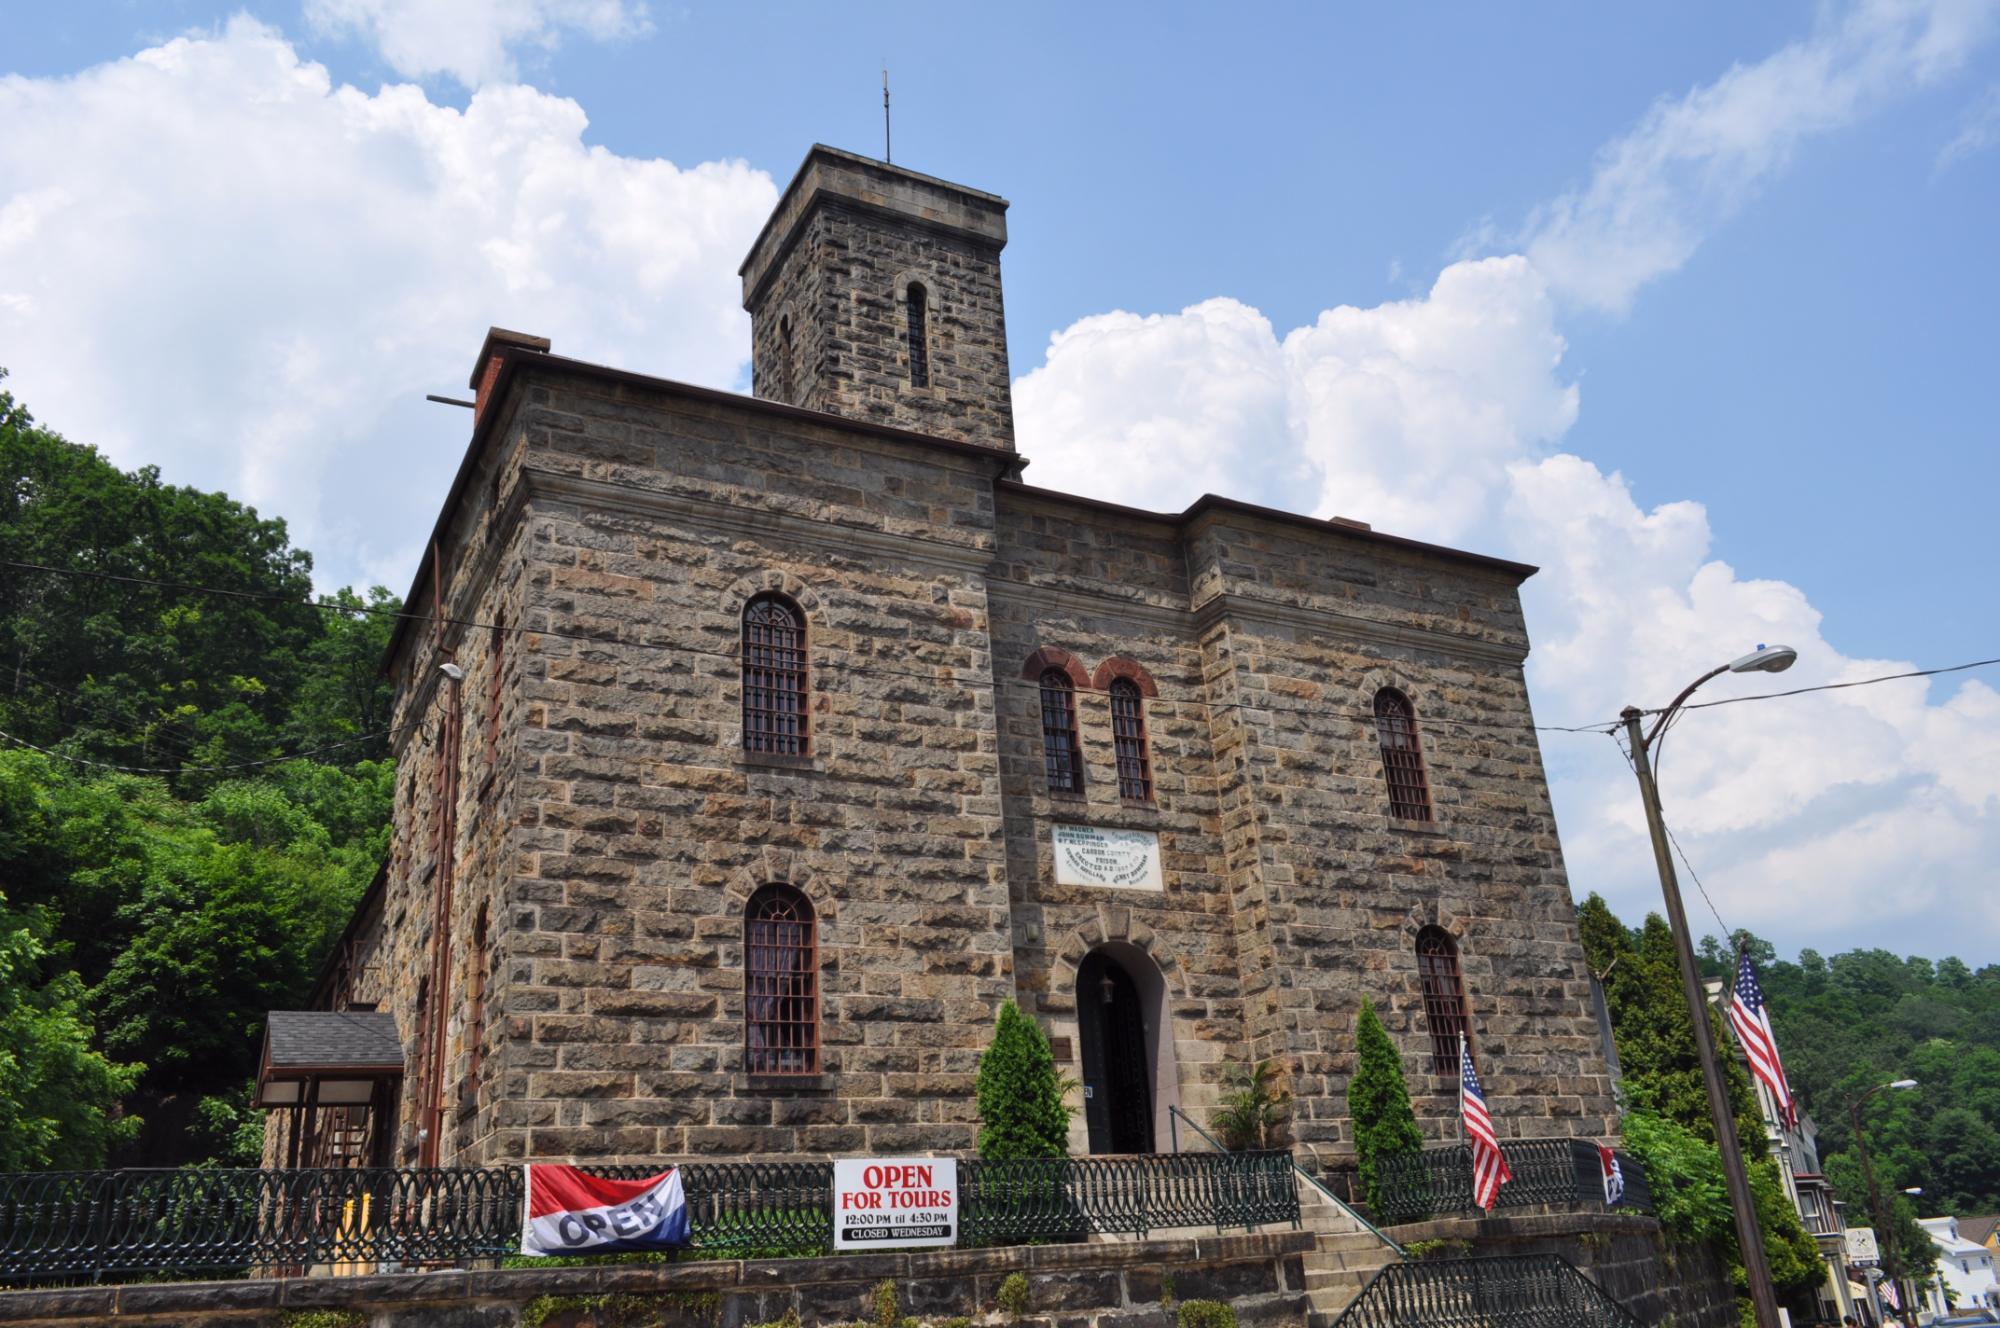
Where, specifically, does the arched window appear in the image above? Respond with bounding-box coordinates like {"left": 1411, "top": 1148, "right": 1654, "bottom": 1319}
{"left": 1109, "top": 679, "right": 1152, "bottom": 802}
{"left": 1373, "top": 688, "right": 1433, "bottom": 821}
{"left": 905, "top": 283, "right": 929, "bottom": 387}
{"left": 743, "top": 594, "right": 808, "bottom": 757}
{"left": 1040, "top": 668, "right": 1084, "bottom": 793}
{"left": 1416, "top": 927, "right": 1471, "bottom": 1075}
{"left": 745, "top": 886, "right": 818, "bottom": 1075}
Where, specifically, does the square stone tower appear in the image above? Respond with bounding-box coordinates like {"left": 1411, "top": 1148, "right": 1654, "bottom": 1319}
{"left": 740, "top": 145, "right": 1015, "bottom": 449}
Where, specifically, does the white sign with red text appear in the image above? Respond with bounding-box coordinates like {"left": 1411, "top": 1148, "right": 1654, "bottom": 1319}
{"left": 832, "top": 1158, "right": 959, "bottom": 1250}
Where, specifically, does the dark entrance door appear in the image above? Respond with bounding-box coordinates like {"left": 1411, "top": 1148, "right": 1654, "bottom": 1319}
{"left": 1077, "top": 951, "right": 1154, "bottom": 1154}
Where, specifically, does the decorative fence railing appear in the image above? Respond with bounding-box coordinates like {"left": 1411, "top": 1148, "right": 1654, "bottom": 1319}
{"left": 0, "top": 1151, "right": 1298, "bottom": 1283}
{"left": 1374, "top": 1140, "right": 1652, "bottom": 1226}
{"left": 1329, "top": 1253, "right": 1642, "bottom": 1328}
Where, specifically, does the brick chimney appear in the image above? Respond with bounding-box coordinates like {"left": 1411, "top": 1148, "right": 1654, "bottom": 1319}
{"left": 468, "top": 327, "right": 552, "bottom": 427}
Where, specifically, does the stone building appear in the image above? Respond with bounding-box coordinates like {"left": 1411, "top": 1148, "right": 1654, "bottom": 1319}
{"left": 267, "top": 145, "right": 1618, "bottom": 1173}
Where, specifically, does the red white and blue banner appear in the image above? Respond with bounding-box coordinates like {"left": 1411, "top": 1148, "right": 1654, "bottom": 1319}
{"left": 1597, "top": 1145, "right": 1625, "bottom": 1207}
{"left": 519, "top": 1166, "right": 692, "bottom": 1257}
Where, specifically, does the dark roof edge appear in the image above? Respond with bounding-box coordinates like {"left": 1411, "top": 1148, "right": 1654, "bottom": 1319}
{"left": 997, "top": 480, "right": 1539, "bottom": 579}
{"left": 738, "top": 143, "right": 1009, "bottom": 279}
{"left": 384, "top": 345, "right": 1024, "bottom": 669}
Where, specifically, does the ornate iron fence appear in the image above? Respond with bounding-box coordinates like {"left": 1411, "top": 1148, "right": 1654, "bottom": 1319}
{"left": 1374, "top": 1140, "right": 1651, "bottom": 1226}
{"left": 1329, "top": 1253, "right": 1642, "bottom": 1328}
{"left": 0, "top": 1151, "right": 1298, "bottom": 1282}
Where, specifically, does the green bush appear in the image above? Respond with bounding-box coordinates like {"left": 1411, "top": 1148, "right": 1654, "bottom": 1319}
{"left": 871, "top": 1278, "right": 899, "bottom": 1328}
{"left": 995, "top": 1271, "right": 1031, "bottom": 1319}
{"left": 976, "top": 1001, "right": 1071, "bottom": 1160}
{"left": 1176, "top": 1300, "right": 1237, "bottom": 1328}
{"left": 1210, "top": 1059, "right": 1291, "bottom": 1150}
{"left": 1349, "top": 998, "right": 1424, "bottom": 1219}
{"left": 939, "top": 1318, "right": 973, "bottom": 1328}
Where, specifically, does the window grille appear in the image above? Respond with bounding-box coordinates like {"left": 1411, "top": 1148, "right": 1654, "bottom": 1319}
{"left": 745, "top": 886, "right": 818, "bottom": 1075}
{"left": 906, "top": 284, "right": 929, "bottom": 387}
{"left": 1417, "top": 927, "right": 1470, "bottom": 1075}
{"left": 743, "top": 595, "right": 808, "bottom": 757}
{"left": 1373, "top": 688, "right": 1434, "bottom": 821}
{"left": 483, "top": 615, "right": 504, "bottom": 772}
{"left": 1039, "top": 668, "right": 1084, "bottom": 793}
{"left": 1110, "top": 679, "right": 1153, "bottom": 801}
{"left": 466, "top": 905, "right": 488, "bottom": 1092}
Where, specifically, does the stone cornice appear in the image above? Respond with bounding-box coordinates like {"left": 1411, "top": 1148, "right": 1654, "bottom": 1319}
{"left": 1194, "top": 591, "right": 1530, "bottom": 668}
{"left": 521, "top": 468, "right": 999, "bottom": 576}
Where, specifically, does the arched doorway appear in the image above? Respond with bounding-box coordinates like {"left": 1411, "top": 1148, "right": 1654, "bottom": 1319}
{"left": 1076, "top": 947, "right": 1169, "bottom": 1154}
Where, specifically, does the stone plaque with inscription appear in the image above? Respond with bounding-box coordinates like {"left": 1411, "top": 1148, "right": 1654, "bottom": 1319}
{"left": 1051, "top": 824, "right": 1163, "bottom": 891}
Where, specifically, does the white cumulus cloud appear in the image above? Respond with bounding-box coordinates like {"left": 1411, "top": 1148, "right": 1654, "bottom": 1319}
{"left": 0, "top": 17, "right": 774, "bottom": 591}
{"left": 305, "top": 0, "right": 652, "bottom": 89}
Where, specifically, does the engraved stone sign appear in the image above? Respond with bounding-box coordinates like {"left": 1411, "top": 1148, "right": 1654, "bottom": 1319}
{"left": 1052, "top": 824, "right": 1163, "bottom": 891}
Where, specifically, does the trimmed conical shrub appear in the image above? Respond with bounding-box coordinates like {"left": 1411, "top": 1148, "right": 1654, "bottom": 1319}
{"left": 1349, "top": 998, "right": 1424, "bottom": 1217}
{"left": 975, "top": 1000, "right": 1072, "bottom": 1159}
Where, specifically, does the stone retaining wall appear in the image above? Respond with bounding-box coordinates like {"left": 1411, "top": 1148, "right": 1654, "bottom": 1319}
{"left": 0, "top": 1231, "right": 1313, "bottom": 1328}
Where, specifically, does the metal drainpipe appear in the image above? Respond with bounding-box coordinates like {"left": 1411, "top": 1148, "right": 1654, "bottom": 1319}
{"left": 420, "top": 542, "right": 462, "bottom": 1169}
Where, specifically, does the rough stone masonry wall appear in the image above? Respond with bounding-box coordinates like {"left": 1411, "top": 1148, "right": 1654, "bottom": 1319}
{"left": 0, "top": 1232, "right": 1315, "bottom": 1328}
{"left": 748, "top": 200, "right": 1014, "bottom": 449}
{"left": 481, "top": 369, "right": 1014, "bottom": 1161}
{"left": 987, "top": 492, "right": 1244, "bottom": 1146}
{"left": 1182, "top": 513, "right": 1618, "bottom": 1157}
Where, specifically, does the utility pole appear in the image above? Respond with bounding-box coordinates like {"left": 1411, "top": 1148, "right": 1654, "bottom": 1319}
{"left": 1851, "top": 1084, "right": 1919, "bottom": 1328}
{"left": 1622, "top": 705, "right": 1784, "bottom": 1328}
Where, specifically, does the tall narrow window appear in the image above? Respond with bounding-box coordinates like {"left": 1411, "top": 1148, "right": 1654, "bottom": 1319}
{"left": 745, "top": 886, "right": 818, "bottom": 1075}
{"left": 466, "top": 904, "right": 488, "bottom": 1094}
{"left": 778, "top": 313, "right": 794, "bottom": 401}
{"left": 1417, "top": 927, "right": 1471, "bottom": 1075}
{"left": 905, "top": 283, "right": 929, "bottom": 387}
{"left": 743, "top": 594, "right": 808, "bottom": 757}
{"left": 1373, "top": 688, "right": 1433, "bottom": 821}
{"left": 1109, "top": 679, "right": 1153, "bottom": 802}
{"left": 1040, "top": 668, "right": 1084, "bottom": 793}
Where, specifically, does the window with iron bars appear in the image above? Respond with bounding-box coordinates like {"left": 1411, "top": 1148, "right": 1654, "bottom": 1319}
{"left": 745, "top": 885, "right": 818, "bottom": 1075}
{"left": 906, "top": 283, "right": 929, "bottom": 387}
{"left": 1109, "top": 679, "right": 1152, "bottom": 801}
{"left": 1373, "top": 688, "right": 1434, "bottom": 821}
{"left": 1040, "top": 668, "right": 1084, "bottom": 793}
{"left": 743, "top": 594, "right": 808, "bottom": 757}
{"left": 1417, "top": 926, "right": 1471, "bottom": 1075}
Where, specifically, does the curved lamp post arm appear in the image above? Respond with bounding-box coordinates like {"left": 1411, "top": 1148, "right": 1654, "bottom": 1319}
{"left": 1643, "top": 665, "right": 1731, "bottom": 748}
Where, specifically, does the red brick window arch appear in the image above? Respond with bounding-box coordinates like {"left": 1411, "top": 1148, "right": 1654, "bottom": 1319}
{"left": 906, "top": 283, "right": 930, "bottom": 388}
{"left": 1373, "top": 687, "right": 1433, "bottom": 821}
{"left": 1416, "top": 926, "right": 1471, "bottom": 1075}
{"left": 1109, "top": 679, "right": 1153, "bottom": 802}
{"left": 1039, "top": 668, "right": 1084, "bottom": 793}
{"left": 745, "top": 885, "right": 818, "bottom": 1075}
{"left": 743, "top": 594, "right": 808, "bottom": 757}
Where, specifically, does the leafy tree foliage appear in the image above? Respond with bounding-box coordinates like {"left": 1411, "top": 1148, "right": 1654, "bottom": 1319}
{"left": 975, "top": 1000, "right": 1072, "bottom": 1160}
{"left": 1210, "top": 1059, "right": 1291, "bottom": 1151}
{"left": 0, "top": 375, "right": 397, "bottom": 1164}
{"left": 1579, "top": 896, "right": 1822, "bottom": 1303}
{"left": 1349, "top": 998, "right": 1423, "bottom": 1216}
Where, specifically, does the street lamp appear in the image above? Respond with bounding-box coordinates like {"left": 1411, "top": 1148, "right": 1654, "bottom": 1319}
{"left": 1851, "top": 1079, "right": 1920, "bottom": 1328}
{"left": 1620, "top": 643, "right": 1799, "bottom": 1328}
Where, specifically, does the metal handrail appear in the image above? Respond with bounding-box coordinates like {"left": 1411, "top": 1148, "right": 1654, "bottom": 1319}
{"left": 1329, "top": 1252, "right": 1642, "bottom": 1328}
{"left": 1165, "top": 1105, "right": 1403, "bottom": 1259}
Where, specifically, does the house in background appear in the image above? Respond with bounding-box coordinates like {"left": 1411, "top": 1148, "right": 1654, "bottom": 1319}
{"left": 1919, "top": 1216, "right": 2000, "bottom": 1320}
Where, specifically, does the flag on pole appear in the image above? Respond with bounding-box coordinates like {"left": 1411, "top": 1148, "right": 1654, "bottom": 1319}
{"left": 1597, "top": 1145, "right": 1625, "bottom": 1207}
{"left": 1726, "top": 948, "right": 1798, "bottom": 1130}
{"left": 520, "top": 1165, "right": 692, "bottom": 1257}
{"left": 1459, "top": 1033, "right": 1511, "bottom": 1210}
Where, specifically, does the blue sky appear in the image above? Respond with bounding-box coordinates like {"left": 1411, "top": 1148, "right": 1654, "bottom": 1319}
{"left": 2, "top": 0, "right": 1997, "bottom": 961}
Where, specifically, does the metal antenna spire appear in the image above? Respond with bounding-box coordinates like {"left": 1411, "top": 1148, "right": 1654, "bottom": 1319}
{"left": 882, "top": 67, "right": 891, "bottom": 163}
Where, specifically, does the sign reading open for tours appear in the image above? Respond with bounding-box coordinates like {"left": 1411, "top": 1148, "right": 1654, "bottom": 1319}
{"left": 832, "top": 1158, "right": 960, "bottom": 1250}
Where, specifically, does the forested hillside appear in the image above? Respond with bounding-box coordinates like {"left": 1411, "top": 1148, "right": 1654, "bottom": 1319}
{"left": 0, "top": 372, "right": 397, "bottom": 1167}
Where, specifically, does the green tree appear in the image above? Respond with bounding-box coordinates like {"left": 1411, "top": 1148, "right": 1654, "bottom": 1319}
{"left": 975, "top": 1000, "right": 1071, "bottom": 1160}
{"left": 1349, "top": 998, "right": 1423, "bottom": 1216}
{"left": 0, "top": 890, "right": 142, "bottom": 1169}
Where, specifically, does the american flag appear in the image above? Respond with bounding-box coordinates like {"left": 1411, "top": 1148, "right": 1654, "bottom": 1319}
{"left": 1726, "top": 950, "right": 1798, "bottom": 1130}
{"left": 1459, "top": 1033, "right": 1511, "bottom": 1210}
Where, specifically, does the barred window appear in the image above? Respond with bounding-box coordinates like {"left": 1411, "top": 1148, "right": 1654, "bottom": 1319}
{"left": 1373, "top": 688, "right": 1433, "bottom": 821}
{"left": 483, "top": 614, "right": 505, "bottom": 773}
{"left": 746, "top": 886, "right": 818, "bottom": 1075}
{"left": 1417, "top": 927, "right": 1471, "bottom": 1075}
{"left": 1040, "top": 668, "right": 1084, "bottom": 793}
{"left": 906, "top": 283, "right": 929, "bottom": 387}
{"left": 1109, "top": 679, "right": 1152, "bottom": 802}
{"left": 466, "top": 904, "right": 488, "bottom": 1093}
{"left": 743, "top": 594, "right": 808, "bottom": 757}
